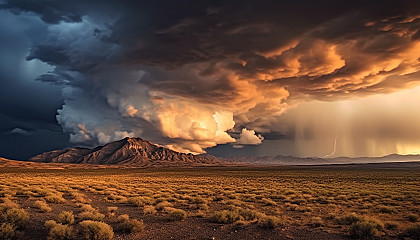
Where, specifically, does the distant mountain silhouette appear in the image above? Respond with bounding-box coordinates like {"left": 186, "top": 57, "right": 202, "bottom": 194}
{"left": 30, "top": 137, "right": 222, "bottom": 166}
{"left": 224, "top": 154, "right": 420, "bottom": 165}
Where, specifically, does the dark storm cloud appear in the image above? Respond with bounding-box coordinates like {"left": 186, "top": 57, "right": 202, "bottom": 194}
{"left": 2, "top": 0, "right": 420, "bottom": 155}
{"left": 0, "top": 9, "right": 69, "bottom": 159}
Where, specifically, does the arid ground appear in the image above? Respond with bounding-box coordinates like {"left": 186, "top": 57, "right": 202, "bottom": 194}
{"left": 0, "top": 163, "right": 419, "bottom": 240}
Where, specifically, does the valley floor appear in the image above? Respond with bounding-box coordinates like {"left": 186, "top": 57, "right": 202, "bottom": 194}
{"left": 0, "top": 166, "right": 419, "bottom": 240}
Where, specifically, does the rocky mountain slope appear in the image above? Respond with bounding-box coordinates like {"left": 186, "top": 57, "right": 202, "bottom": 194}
{"left": 30, "top": 137, "right": 222, "bottom": 166}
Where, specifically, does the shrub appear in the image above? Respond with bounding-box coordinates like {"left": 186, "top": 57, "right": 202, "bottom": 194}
{"left": 405, "top": 223, "right": 420, "bottom": 240}
{"left": 45, "top": 220, "right": 58, "bottom": 230}
{"left": 261, "top": 216, "right": 282, "bottom": 229}
{"left": 0, "top": 223, "right": 15, "bottom": 240}
{"left": 78, "top": 204, "right": 96, "bottom": 213}
{"left": 155, "top": 201, "right": 172, "bottom": 211}
{"left": 210, "top": 210, "right": 240, "bottom": 224}
{"left": 45, "top": 194, "right": 66, "bottom": 204}
{"left": 47, "top": 223, "right": 75, "bottom": 240}
{"left": 34, "top": 200, "right": 52, "bottom": 212}
{"left": 164, "top": 208, "right": 186, "bottom": 221}
{"left": 58, "top": 211, "right": 75, "bottom": 225}
{"left": 335, "top": 213, "right": 364, "bottom": 225}
{"left": 1, "top": 208, "right": 29, "bottom": 229}
{"left": 350, "top": 221, "right": 380, "bottom": 240}
{"left": 238, "top": 208, "right": 258, "bottom": 221}
{"left": 128, "top": 197, "right": 154, "bottom": 207}
{"left": 69, "top": 191, "right": 88, "bottom": 203}
{"left": 116, "top": 214, "right": 129, "bottom": 222}
{"left": 308, "top": 217, "right": 323, "bottom": 227}
{"left": 116, "top": 215, "right": 144, "bottom": 233}
{"left": 79, "top": 220, "right": 114, "bottom": 240}
{"left": 189, "top": 197, "right": 206, "bottom": 204}
{"left": 0, "top": 199, "right": 19, "bottom": 209}
{"left": 143, "top": 205, "right": 157, "bottom": 215}
{"left": 376, "top": 205, "right": 395, "bottom": 213}
{"left": 78, "top": 211, "right": 105, "bottom": 221}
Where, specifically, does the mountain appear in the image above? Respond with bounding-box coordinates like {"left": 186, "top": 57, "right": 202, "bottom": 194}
{"left": 224, "top": 154, "right": 420, "bottom": 165}
{"left": 30, "top": 137, "right": 223, "bottom": 166}
{"left": 27, "top": 137, "right": 420, "bottom": 167}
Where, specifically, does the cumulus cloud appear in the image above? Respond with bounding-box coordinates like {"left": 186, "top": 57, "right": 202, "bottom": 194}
{"left": 235, "top": 128, "right": 264, "bottom": 146}
{"left": 3, "top": 0, "right": 420, "bottom": 155}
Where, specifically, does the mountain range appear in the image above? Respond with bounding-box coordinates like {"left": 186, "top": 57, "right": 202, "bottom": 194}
{"left": 225, "top": 154, "right": 420, "bottom": 165}
{"left": 30, "top": 137, "right": 222, "bottom": 167}
{"left": 4, "top": 137, "right": 419, "bottom": 167}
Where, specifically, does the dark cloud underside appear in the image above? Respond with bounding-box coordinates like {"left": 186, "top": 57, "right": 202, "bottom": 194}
{"left": 1, "top": 0, "right": 420, "bottom": 157}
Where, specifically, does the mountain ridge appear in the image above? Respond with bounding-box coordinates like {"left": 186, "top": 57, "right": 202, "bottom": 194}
{"left": 30, "top": 137, "right": 222, "bottom": 166}
{"left": 223, "top": 153, "right": 420, "bottom": 165}
{"left": 27, "top": 137, "right": 420, "bottom": 166}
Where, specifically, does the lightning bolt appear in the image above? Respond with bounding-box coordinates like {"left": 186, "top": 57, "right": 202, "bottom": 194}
{"left": 324, "top": 129, "right": 338, "bottom": 158}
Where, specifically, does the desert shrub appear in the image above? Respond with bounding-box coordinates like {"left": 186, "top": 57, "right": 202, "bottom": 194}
{"left": 117, "top": 214, "right": 129, "bottom": 222}
{"left": 365, "top": 217, "right": 383, "bottom": 231}
{"left": 143, "top": 205, "right": 157, "bottom": 215}
{"left": 164, "top": 207, "right": 186, "bottom": 221}
{"left": 155, "top": 201, "right": 172, "bottom": 211}
{"left": 407, "top": 213, "right": 419, "bottom": 222}
{"left": 335, "top": 213, "right": 364, "bottom": 225}
{"left": 261, "top": 216, "right": 282, "bottom": 229}
{"left": 79, "top": 220, "right": 114, "bottom": 240}
{"left": 34, "top": 200, "right": 52, "bottom": 212}
{"left": 104, "top": 194, "right": 126, "bottom": 203}
{"left": 45, "top": 193, "right": 66, "bottom": 204}
{"left": 0, "top": 199, "right": 19, "bottom": 209}
{"left": 376, "top": 205, "right": 395, "bottom": 213}
{"left": 189, "top": 197, "right": 206, "bottom": 204}
{"left": 78, "top": 204, "right": 96, "bottom": 213}
{"left": 45, "top": 220, "right": 58, "bottom": 230}
{"left": 1, "top": 208, "right": 29, "bottom": 229}
{"left": 78, "top": 211, "right": 105, "bottom": 221}
{"left": 47, "top": 223, "right": 75, "bottom": 240}
{"left": 116, "top": 215, "right": 144, "bottom": 233}
{"left": 58, "top": 211, "right": 75, "bottom": 225}
{"left": 69, "top": 192, "right": 89, "bottom": 203}
{"left": 0, "top": 223, "right": 15, "bottom": 240}
{"left": 238, "top": 208, "right": 258, "bottom": 221}
{"left": 210, "top": 210, "right": 240, "bottom": 224}
{"left": 308, "top": 217, "right": 323, "bottom": 227}
{"left": 350, "top": 221, "right": 378, "bottom": 240}
{"left": 128, "top": 197, "right": 154, "bottom": 207}
{"left": 384, "top": 221, "right": 398, "bottom": 230}
{"left": 405, "top": 223, "right": 420, "bottom": 240}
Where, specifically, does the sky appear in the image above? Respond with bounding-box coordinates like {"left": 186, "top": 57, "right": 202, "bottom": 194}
{"left": 1, "top": 0, "right": 420, "bottom": 160}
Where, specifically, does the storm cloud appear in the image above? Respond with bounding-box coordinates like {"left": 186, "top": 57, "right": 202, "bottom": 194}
{"left": 1, "top": 0, "right": 420, "bottom": 156}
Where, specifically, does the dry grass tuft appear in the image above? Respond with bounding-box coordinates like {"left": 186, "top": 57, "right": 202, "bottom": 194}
{"left": 79, "top": 220, "right": 114, "bottom": 240}
{"left": 116, "top": 214, "right": 145, "bottom": 233}
{"left": 57, "top": 211, "right": 75, "bottom": 225}
{"left": 34, "top": 200, "right": 52, "bottom": 212}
